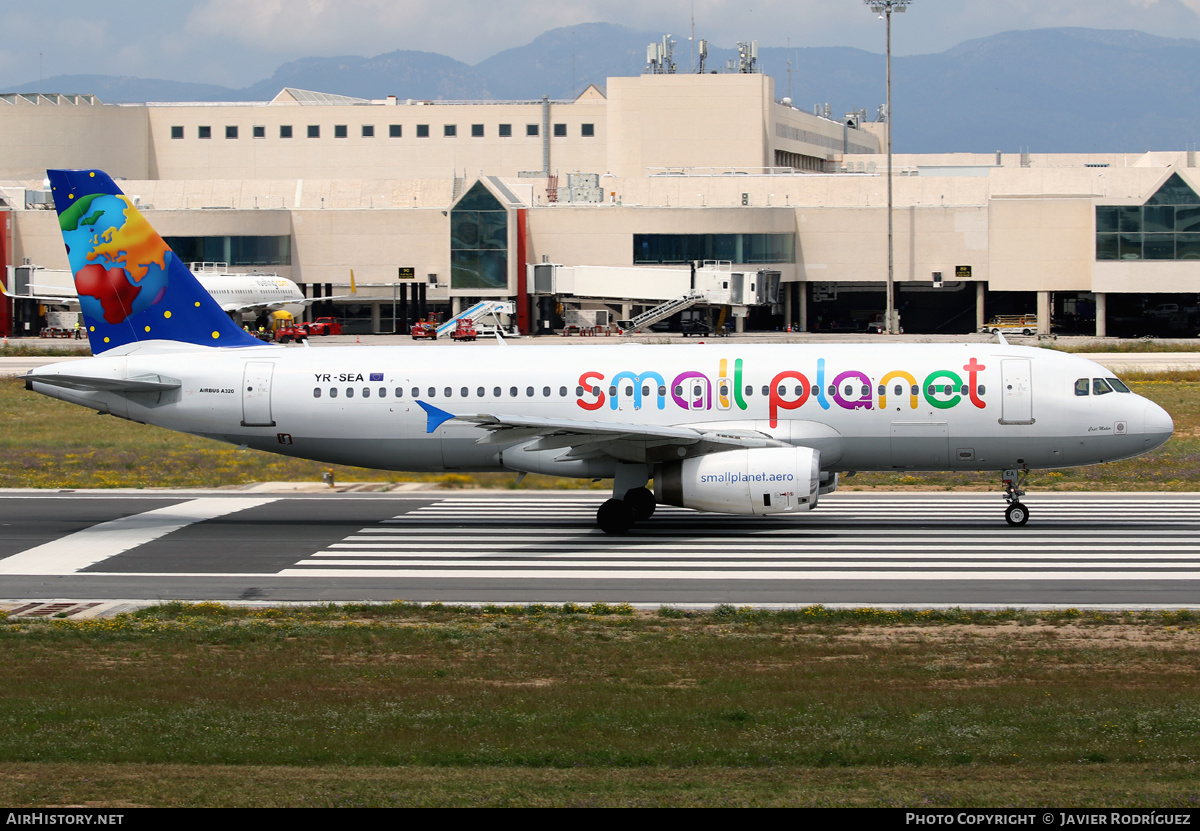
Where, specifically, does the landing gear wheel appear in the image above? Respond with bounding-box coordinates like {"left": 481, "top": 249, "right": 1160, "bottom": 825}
{"left": 623, "top": 487, "right": 656, "bottom": 521}
{"left": 1005, "top": 502, "right": 1029, "bottom": 527}
{"left": 597, "top": 498, "right": 635, "bottom": 535}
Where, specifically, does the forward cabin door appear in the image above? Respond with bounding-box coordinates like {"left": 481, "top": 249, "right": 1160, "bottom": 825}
{"left": 241, "top": 362, "right": 276, "bottom": 427}
{"left": 1000, "top": 359, "right": 1034, "bottom": 425}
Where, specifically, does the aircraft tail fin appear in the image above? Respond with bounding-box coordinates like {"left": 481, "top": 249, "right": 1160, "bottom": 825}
{"left": 46, "top": 169, "right": 261, "bottom": 354}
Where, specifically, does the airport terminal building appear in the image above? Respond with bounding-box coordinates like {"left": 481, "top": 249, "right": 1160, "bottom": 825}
{"left": 0, "top": 70, "right": 1197, "bottom": 337}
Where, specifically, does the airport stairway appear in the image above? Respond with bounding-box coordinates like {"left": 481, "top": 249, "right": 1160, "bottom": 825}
{"left": 435, "top": 300, "right": 516, "bottom": 337}
{"left": 617, "top": 290, "right": 705, "bottom": 332}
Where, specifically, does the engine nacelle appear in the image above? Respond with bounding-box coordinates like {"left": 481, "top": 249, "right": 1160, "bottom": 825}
{"left": 656, "top": 447, "right": 821, "bottom": 516}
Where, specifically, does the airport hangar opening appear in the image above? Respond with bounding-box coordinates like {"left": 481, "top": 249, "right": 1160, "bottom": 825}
{"left": 0, "top": 74, "right": 1197, "bottom": 339}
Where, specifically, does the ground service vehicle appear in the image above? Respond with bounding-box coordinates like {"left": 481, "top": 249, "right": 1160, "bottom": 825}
{"left": 302, "top": 317, "right": 343, "bottom": 336}
{"left": 981, "top": 315, "right": 1038, "bottom": 335}
{"left": 273, "top": 323, "right": 308, "bottom": 344}
{"left": 451, "top": 318, "right": 478, "bottom": 341}
{"left": 411, "top": 313, "right": 442, "bottom": 339}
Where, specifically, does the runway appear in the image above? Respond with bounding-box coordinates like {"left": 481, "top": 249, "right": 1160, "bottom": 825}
{"left": 1, "top": 490, "right": 1199, "bottom": 610}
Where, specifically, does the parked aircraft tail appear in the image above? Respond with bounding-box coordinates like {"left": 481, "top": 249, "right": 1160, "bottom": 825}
{"left": 46, "top": 169, "right": 261, "bottom": 354}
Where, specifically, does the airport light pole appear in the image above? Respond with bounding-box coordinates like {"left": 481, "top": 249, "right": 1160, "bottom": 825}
{"left": 865, "top": 0, "right": 910, "bottom": 335}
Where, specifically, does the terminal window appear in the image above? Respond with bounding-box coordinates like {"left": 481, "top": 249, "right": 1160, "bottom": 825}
{"left": 450, "top": 182, "right": 508, "bottom": 290}
{"left": 526, "top": 124, "right": 539, "bottom": 137}
{"left": 582, "top": 123, "right": 595, "bottom": 137}
{"left": 362, "top": 125, "right": 375, "bottom": 137}
{"left": 1096, "top": 174, "right": 1200, "bottom": 261}
{"left": 499, "top": 124, "right": 512, "bottom": 137}
{"left": 280, "top": 125, "right": 293, "bottom": 138}
{"left": 170, "top": 126, "right": 183, "bottom": 139}
{"left": 444, "top": 124, "right": 457, "bottom": 137}
{"left": 307, "top": 125, "right": 320, "bottom": 138}
{"left": 471, "top": 124, "right": 484, "bottom": 137}
{"left": 253, "top": 126, "right": 265, "bottom": 138}
{"left": 334, "top": 125, "right": 348, "bottom": 138}
{"left": 389, "top": 124, "right": 401, "bottom": 137}
{"left": 417, "top": 124, "right": 430, "bottom": 138}
{"left": 162, "top": 235, "right": 291, "bottom": 267}
{"left": 553, "top": 123, "right": 567, "bottom": 137}
{"left": 634, "top": 233, "right": 796, "bottom": 264}
{"left": 225, "top": 126, "right": 238, "bottom": 139}
{"left": 198, "top": 126, "right": 211, "bottom": 139}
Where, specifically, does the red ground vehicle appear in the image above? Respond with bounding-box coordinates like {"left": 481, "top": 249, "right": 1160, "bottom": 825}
{"left": 301, "top": 317, "right": 344, "bottom": 336}
{"left": 411, "top": 312, "right": 442, "bottom": 339}
{"left": 450, "top": 317, "right": 477, "bottom": 342}
{"left": 273, "top": 323, "right": 308, "bottom": 343}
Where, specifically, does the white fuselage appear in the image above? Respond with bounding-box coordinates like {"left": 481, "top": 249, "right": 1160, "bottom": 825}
{"left": 27, "top": 342, "right": 1174, "bottom": 480}
{"left": 197, "top": 274, "right": 305, "bottom": 312}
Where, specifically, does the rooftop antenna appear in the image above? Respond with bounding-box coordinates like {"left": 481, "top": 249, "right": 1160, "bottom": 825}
{"left": 646, "top": 35, "right": 677, "bottom": 74}
{"left": 736, "top": 40, "right": 759, "bottom": 73}
{"left": 786, "top": 38, "right": 793, "bottom": 101}
{"left": 690, "top": 0, "right": 696, "bottom": 73}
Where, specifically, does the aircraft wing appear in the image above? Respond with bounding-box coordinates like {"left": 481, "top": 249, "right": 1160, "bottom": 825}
{"left": 220, "top": 294, "right": 360, "bottom": 315}
{"left": 417, "top": 401, "right": 787, "bottom": 463}
{"left": 0, "top": 277, "right": 78, "bottom": 306}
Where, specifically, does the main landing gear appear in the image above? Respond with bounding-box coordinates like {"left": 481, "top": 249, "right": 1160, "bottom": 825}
{"left": 597, "top": 464, "right": 655, "bottom": 534}
{"left": 597, "top": 487, "right": 655, "bottom": 535}
{"left": 1002, "top": 468, "right": 1029, "bottom": 527}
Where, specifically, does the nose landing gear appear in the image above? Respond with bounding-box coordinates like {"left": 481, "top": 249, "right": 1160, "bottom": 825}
{"left": 1002, "top": 468, "right": 1029, "bottom": 527}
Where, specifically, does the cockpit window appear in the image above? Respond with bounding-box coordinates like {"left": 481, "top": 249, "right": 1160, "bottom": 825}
{"left": 1074, "top": 378, "right": 1090, "bottom": 396}
{"left": 1093, "top": 378, "right": 1113, "bottom": 396}
{"left": 1108, "top": 377, "right": 1131, "bottom": 393}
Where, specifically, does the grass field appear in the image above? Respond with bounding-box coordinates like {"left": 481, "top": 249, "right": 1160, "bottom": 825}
{"left": 2, "top": 603, "right": 1199, "bottom": 807}
{"left": 2, "top": 371, "right": 1197, "bottom": 491}
{"left": 5, "top": 358, "right": 1200, "bottom": 806}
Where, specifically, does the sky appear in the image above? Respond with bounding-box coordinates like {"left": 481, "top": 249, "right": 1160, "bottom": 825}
{"left": 5, "top": 0, "right": 1200, "bottom": 89}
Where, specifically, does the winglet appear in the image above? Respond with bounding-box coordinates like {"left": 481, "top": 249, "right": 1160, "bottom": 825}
{"left": 417, "top": 400, "right": 455, "bottom": 433}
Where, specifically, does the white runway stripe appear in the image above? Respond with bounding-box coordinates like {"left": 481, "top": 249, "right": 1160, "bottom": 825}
{"left": 0, "top": 498, "right": 278, "bottom": 575}
{"left": 281, "top": 494, "right": 1200, "bottom": 580}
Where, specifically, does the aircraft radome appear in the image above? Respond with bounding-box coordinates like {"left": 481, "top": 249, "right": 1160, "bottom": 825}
{"left": 24, "top": 169, "right": 1174, "bottom": 533}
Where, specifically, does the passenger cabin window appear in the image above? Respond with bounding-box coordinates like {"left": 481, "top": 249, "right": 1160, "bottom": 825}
{"left": 1075, "top": 378, "right": 1090, "bottom": 396}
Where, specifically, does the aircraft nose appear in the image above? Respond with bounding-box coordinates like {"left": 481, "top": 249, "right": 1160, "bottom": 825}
{"left": 1143, "top": 401, "right": 1174, "bottom": 451}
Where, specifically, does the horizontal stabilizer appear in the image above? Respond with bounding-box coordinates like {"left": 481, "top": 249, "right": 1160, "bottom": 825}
{"left": 24, "top": 373, "right": 181, "bottom": 393}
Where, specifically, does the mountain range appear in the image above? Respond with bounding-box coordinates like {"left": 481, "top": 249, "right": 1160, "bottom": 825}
{"left": 9, "top": 23, "right": 1200, "bottom": 154}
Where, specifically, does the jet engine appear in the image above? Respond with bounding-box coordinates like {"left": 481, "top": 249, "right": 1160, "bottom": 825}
{"left": 655, "top": 447, "right": 821, "bottom": 515}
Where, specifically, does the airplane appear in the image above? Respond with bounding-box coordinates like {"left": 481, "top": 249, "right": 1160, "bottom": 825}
{"left": 1, "top": 262, "right": 354, "bottom": 320}
{"left": 23, "top": 169, "right": 1175, "bottom": 534}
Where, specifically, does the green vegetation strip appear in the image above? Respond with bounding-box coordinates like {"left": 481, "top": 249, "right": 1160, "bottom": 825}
{"left": 1, "top": 602, "right": 1199, "bottom": 806}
